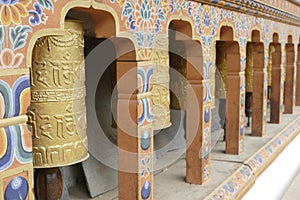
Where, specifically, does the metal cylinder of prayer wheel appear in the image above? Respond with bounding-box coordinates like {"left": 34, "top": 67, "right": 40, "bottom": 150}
{"left": 245, "top": 44, "right": 253, "bottom": 126}
{"left": 29, "top": 20, "right": 88, "bottom": 168}
{"left": 267, "top": 46, "right": 275, "bottom": 101}
{"left": 152, "top": 49, "right": 171, "bottom": 130}
{"left": 215, "top": 41, "right": 227, "bottom": 99}
{"left": 169, "top": 41, "right": 187, "bottom": 110}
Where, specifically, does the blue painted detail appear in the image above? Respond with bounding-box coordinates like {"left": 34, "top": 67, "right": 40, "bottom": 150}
{"left": 141, "top": 130, "right": 150, "bottom": 150}
{"left": 4, "top": 176, "right": 28, "bottom": 200}
{"left": 141, "top": 181, "right": 151, "bottom": 199}
{"left": 204, "top": 107, "right": 210, "bottom": 123}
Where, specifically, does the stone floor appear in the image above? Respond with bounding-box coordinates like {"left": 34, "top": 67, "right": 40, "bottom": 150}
{"left": 69, "top": 107, "right": 300, "bottom": 200}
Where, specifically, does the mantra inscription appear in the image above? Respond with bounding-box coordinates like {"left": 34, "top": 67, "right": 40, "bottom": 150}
{"left": 29, "top": 21, "right": 88, "bottom": 168}
{"left": 215, "top": 42, "right": 227, "bottom": 99}
{"left": 152, "top": 45, "right": 171, "bottom": 130}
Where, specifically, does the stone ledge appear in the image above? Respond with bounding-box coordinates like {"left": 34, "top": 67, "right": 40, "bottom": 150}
{"left": 206, "top": 114, "right": 300, "bottom": 200}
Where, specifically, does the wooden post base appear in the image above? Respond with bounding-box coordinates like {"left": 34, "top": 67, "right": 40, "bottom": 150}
{"left": 34, "top": 167, "right": 63, "bottom": 200}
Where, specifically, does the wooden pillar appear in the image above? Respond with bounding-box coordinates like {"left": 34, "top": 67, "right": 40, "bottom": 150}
{"left": 117, "top": 59, "right": 153, "bottom": 200}
{"left": 225, "top": 41, "right": 244, "bottom": 154}
{"left": 35, "top": 168, "right": 63, "bottom": 200}
{"left": 186, "top": 52, "right": 205, "bottom": 184}
{"left": 295, "top": 45, "right": 300, "bottom": 106}
{"left": 270, "top": 43, "right": 283, "bottom": 123}
{"left": 283, "top": 43, "right": 295, "bottom": 113}
{"left": 252, "top": 42, "right": 267, "bottom": 136}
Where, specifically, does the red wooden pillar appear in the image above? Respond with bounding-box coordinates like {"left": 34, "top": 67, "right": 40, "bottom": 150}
{"left": 270, "top": 43, "right": 283, "bottom": 123}
{"left": 116, "top": 59, "right": 154, "bottom": 200}
{"left": 117, "top": 60, "right": 139, "bottom": 200}
{"left": 295, "top": 45, "right": 300, "bottom": 106}
{"left": 186, "top": 76, "right": 204, "bottom": 184}
{"left": 252, "top": 42, "right": 267, "bottom": 136}
{"left": 185, "top": 40, "right": 207, "bottom": 184}
{"left": 225, "top": 42, "right": 244, "bottom": 154}
{"left": 283, "top": 43, "right": 295, "bottom": 114}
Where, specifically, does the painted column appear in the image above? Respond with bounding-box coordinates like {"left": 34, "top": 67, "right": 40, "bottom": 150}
{"left": 295, "top": 45, "right": 300, "bottom": 106}
{"left": 117, "top": 57, "right": 154, "bottom": 200}
{"left": 185, "top": 49, "right": 206, "bottom": 184}
{"left": 225, "top": 41, "right": 244, "bottom": 154}
{"left": 283, "top": 43, "right": 295, "bottom": 114}
{"left": 252, "top": 43, "right": 267, "bottom": 136}
{"left": 270, "top": 43, "right": 283, "bottom": 123}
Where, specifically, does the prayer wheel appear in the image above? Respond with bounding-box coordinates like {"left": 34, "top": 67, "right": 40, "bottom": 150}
{"left": 215, "top": 41, "right": 227, "bottom": 141}
{"left": 267, "top": 46, "right": 276, "bottom": 101}
{"left": 29, "top": 20, "right": 88, "bottom": 168}
{"left": 215, "top": 42, "right": 227, "bottom": 99}
{"left": 169, "top": 41, "right": 187, "bottom": 110}
{"left": 245, "top": 44, "right": 254, "bottom": 127}
{"left": 152, "top": 50, "right": 171, "bottom": 130}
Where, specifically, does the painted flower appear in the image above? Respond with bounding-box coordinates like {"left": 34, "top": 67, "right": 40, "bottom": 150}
{"left": 141, "top": 156, "right": 151, "bottom": 178}
{"left": 134, "top": 0, "right": 156, "bottom": 31}
{"left": 0, "top": 48, "right": 24, "bottom": 68}
{"left": 0, "top": 0, "right": 31, "bottom": 26}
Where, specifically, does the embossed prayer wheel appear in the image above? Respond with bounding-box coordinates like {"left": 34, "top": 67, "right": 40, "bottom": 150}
{"left": 215, "top": 41, "right": 227, "bottom": 99}
{"left": 29, "top": 20, "right": 88, "bottom": 168}
{"left": 169, "top": 40, "right": 187, "bottom": 111}
{"left": 215, "top": 41, "right": 227, "bottom": 140}
{"left": 267, "top": 46, "right": 275, "bottom": 101}
{"left": 152, "top": 49, "right": 171, "bottom": 130}
{"left": 245, "top": 44, "right": 254, "bottom": 126}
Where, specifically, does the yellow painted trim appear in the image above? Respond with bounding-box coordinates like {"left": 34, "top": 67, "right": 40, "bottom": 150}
{"left": 60, "top": 0, "right": 91, "bottom": 29}
{"left": 0, "top": 68, "right": 29, "bottom": 76}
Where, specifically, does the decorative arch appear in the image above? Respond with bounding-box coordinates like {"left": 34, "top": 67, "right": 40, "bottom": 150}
{"left": 269, "top": 32, "right": 283, "bottom": 123}
{"left": 27, "top": 4, "right": 150, "bottom": 199}
{"left": 245, "top": 29, "right": 266, "bottom": 136}
{"left": 26, "top": 1, "right": 141, "bottom": 67}
{"left": 215, "top": 25, "right": 244, "bottom": 154}
{"left": 167, "top": 19, "right": 208, "bottom": 185}
{"left": 248, "top": 27, "right": 263, "bottom": 43}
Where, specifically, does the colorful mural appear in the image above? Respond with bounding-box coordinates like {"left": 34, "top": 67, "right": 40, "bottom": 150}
{"left": 0, "top": 0, "right": 299, "bottom": 199}
{"left": 0, "top": 75, "right": 33, "bottom": 200}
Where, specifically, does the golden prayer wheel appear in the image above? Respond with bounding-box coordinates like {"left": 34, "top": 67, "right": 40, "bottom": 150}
{"left": 246, "top": 44, "right": 254, "bottom": 92}
{"left": 152, "top": 48, "right": 171, "bottom": 130}
{"left": 215, "top": 42, "right": 227, "bottom": 99}
{"left": 267, "top": 46, "right": 275, "bottom": 86}
{"left": 29, "top": 20, "right": 88, "bottom": 168}
{"left": 169, "top": 41, "right": 187, "bottom": 110}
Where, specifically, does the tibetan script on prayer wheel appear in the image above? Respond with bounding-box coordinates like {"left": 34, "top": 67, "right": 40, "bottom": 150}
{"left": 29, "top": 20, "right": 88, "bottom": 168}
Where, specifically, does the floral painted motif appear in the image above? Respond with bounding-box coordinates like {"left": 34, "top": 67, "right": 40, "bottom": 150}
{"left": 28, "top": 2, "right": 48, "bottom": 26}
{"left": 236, "top": 14, "right": 250, "bottom": 47}
{"left": 118, "top": 0, "right": 167, "bottom": 32}
{"left": 141, "top": 155, "right": 151, "bottom": 178}
{"left": 0, "top": 48, "right": 23, "bottom": 68}
{"left": 0, "top": 0, "right": 31, "bottom": 26}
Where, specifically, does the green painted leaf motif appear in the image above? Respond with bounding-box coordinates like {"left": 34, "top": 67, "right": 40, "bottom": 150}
{"left": 153, "top": 0, "right": 160, "bottom": 7}
{"left": 146, "top": 33, "right": 155, "bottom": 47}
{"left": 157, "top": 9, "right": 165, "bottom": 21}
{"left": 37, "top": 0, "right": 54, "bottom": 12}
{"left": 195, "top": 15, "right": 200, "bottom": 26}
{"left": 134, "top": 32, "right": 144, "bottom": 47}
{"left": 10, "top": 25, "right": 32, "bottom": 50}
{"left": 122, "top": 2, "right": 133, "bottom": 17}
